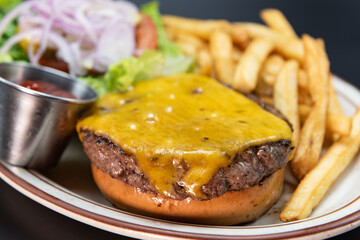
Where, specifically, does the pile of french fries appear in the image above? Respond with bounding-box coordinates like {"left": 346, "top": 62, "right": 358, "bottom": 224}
{"left": 162, "top": 9, "right": 360, "bottom": 222}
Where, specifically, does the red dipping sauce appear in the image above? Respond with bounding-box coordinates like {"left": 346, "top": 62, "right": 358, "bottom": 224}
{"left": 19, "top": 80, "right": 77, "bottom": 99}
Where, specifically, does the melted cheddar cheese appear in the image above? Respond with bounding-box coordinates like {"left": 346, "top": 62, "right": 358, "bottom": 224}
{"left": 77, "top": 74, "right": 292, "bottom": 199}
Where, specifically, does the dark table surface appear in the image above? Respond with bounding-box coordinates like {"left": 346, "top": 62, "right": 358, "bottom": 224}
{"left": 1, "top": 0, "right": 360, "bottom": 239}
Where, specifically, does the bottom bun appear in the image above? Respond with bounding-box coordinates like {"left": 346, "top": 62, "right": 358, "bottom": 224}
{"left": 91, "top": 163, "right": 285, "bottom": 225}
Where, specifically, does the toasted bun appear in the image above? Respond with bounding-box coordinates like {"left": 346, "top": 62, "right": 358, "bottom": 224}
{"left": 91, "top": 163, "right": 285, "bottom": 225}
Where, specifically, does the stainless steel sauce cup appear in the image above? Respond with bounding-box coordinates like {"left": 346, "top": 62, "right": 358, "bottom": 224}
{"left": 0, "top": 62, "right": 98, "bottom": 169}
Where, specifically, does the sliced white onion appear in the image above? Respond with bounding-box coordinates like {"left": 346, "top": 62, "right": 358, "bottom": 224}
{"left": 33, "top": 6, "right": 56, "bottom": 63}
{"left": 47, "top": 32, "right": 77, "bottom": 75}
{"left": 1, "top": 0, "right": 140, "bottom": 75}
{"left": 74, "top": 3, "right": 97, "bottom": 45}
{"left": 92, "top": 20, "right": 135, "bottom": 72}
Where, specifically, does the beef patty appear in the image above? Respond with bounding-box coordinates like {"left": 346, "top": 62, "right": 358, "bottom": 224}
{"left": 80, "top": 95, "right": 292, "bottom": 200}
{"left": 81, "top": 129, "right": 291, "bottom": 200}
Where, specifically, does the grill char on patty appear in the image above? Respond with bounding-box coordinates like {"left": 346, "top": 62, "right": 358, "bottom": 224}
{"left": 81, "top": 129, "right": 291, "bottom": 200}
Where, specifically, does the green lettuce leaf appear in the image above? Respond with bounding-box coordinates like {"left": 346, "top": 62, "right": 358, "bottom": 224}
{"left": 0, "top": 0, "right": 22, "bottom": 14}
{"left": 79, "top": 50, "right": 165, "bottom": 95}
{"left": 104, "top": 50, "right": 165, "bottom": 92}
{"left": 78, "top": 75, "right": 107, "bottom": 96}
{"left": 163, "top": 55, "right": 195, "bottom": 76}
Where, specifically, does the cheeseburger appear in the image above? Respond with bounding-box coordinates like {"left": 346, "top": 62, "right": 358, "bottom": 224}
{"left": 76, "top": 74, "right": 293, "bottom": 225}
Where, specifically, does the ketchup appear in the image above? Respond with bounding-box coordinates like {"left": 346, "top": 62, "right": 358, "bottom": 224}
{"left": 19, "top": 80, "right": 77, "bottom": 99}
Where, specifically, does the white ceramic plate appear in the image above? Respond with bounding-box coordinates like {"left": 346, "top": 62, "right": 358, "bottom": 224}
{"left": 0, "top": 75, "right": 360, "bottom": 240}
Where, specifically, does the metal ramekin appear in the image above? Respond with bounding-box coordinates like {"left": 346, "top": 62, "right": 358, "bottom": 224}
{"left": 0, "top": 62, "right": 98, "bottom": 169}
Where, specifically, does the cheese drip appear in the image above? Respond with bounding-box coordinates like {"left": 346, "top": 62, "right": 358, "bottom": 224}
{"left": 77, "top": 74, "right": 292, "bottom": 198}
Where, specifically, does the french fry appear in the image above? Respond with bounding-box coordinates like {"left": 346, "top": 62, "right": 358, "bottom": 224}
{"left": 176, "top": 41, "right": 213, "bottom": 76}
{"left": 260, "top": 9, "right": 297, "bottom": 38}
{"left": 299, "top": 104, "right": 351, "bottom": 136}
{"left": 327, "top": 78, "right": 344, "bottom": 141}
{"left": 280, "top": 108, "right": 360, "bottom": 221}
{"left": 256, "top": 54, "right": 286, "bottom": 97}
{"left": 237, "top": 23, "right": 304, "bottom": 62}
{"left": 327, "top": 114, "right": 351, "bottom": 137}
{"left": 298, "top": 87, "right": 312, "bottom": 106}
{"left": 209, "top": 30, "right": 235, "bottom": 85}
{"left": 196, "top": 47, "right": 213, "bottom": 76}
{"left": 233, "top": 38, "right": 274, "bottom": 93}
{"left": 164, "top": 26, "right": 178, "bottom": 41}
{"left": 229, "top": 25, "right": 250, "bottom": 49}
{"left": 232, "top": 46, "right": 243, "bottom": 63}
{"left": 168, "top": 29, "right": 213, "bottom": 77}
{"left": 328, "top": 78, "right": 343, "bottom": 116}
{"left": 317, "top": 38, "right": 325, "bottom": 50}
{"left": 176, "top": 40, "right": 199, "bottom": 57}
{"left": 314, "top": 39, "right": 343, "bottom": 117}
{"left": 290, "top": 35, "right": 330, "bottom": 180}
{"left": 162, "top": 15, "right": 231, "bottom": 40}
{"left": 259, "top": 54, "right": 285, "bottom": 86}
{"left": 254, "top": 79, "right": 273, "bottom": 97}
{"left": 174, "top": 32, "right": 206, "bottom": 50}
{"left": 274, "top": 60, "right": 300, "bottom": 148}
{"left": 163, "top": 15, "right": 249, "bottom": 47}
{"left": 297, "top": 69, "right": 308, "bottom": 90}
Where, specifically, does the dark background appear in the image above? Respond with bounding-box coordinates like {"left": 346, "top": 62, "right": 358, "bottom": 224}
{"left": 1, "top": 0, "right": 360, "bottom": 239}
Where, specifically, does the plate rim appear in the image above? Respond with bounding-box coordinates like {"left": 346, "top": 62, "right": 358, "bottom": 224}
{"left": 1, "top": 76, "right": 360, "bottom": 240}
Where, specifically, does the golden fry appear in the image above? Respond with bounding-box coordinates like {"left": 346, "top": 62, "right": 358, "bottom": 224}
{"left": 196, "top": 47, "right": 213, "bottom": 76}
{"left": 259, "top": 54, "right": 285, "bottom": 86}
{"left": 291, "top": 34, "right": 330, "bottom": 180}
{"left": 162, "top": 15, "right": 231, "bottom": 40}
{"left": 260, "top": 9, "right": 297, "bottom": 38}
{"left": 254, "top": 80, "right": 273, "bottom": 98}
{"left": 233, "top": 38, "right": 274, "bottom": 93}
{"left": 299, "top": 104, "right": 351, "bottom": 136}
{"left": 232, "top": 46, "right": 243, "bottom": 63}
{"left": 176, "top": 39, "right": 199, "bottom": 57}
{"left": 297, "top": 69, "right": 308, "bottom": 90}
{"left": 328, "top": 78, "right": 343, "bottom": 115}
{"left": 209, "top": 30, "right": 235, "bottom": 85}
{"left": 274, "top": 60, "right": 300, "bottom": 148}
{"left": 280, "top": 108, "right": 360, "bottom": 221}
{"left": 175, "top": 32, "right": 205, "bottom": 49}
{"left": 237, "top": 23, "right": 304, "bottom": 62}
{"left": 317, "top": 38, "right": 325, "bottom": 50}
{"left": 298, "top": 88, "right": 312, "bottom": 106}
{"left": 327, "top": 114, "right": 351, "bottom": 137}
{"left": 229, "top": 25, "right": 250, "bottom": 49}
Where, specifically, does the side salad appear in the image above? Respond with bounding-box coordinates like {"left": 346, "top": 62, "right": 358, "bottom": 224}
{"left": 0, "top": 0, "right": 194, "bottom": 95}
